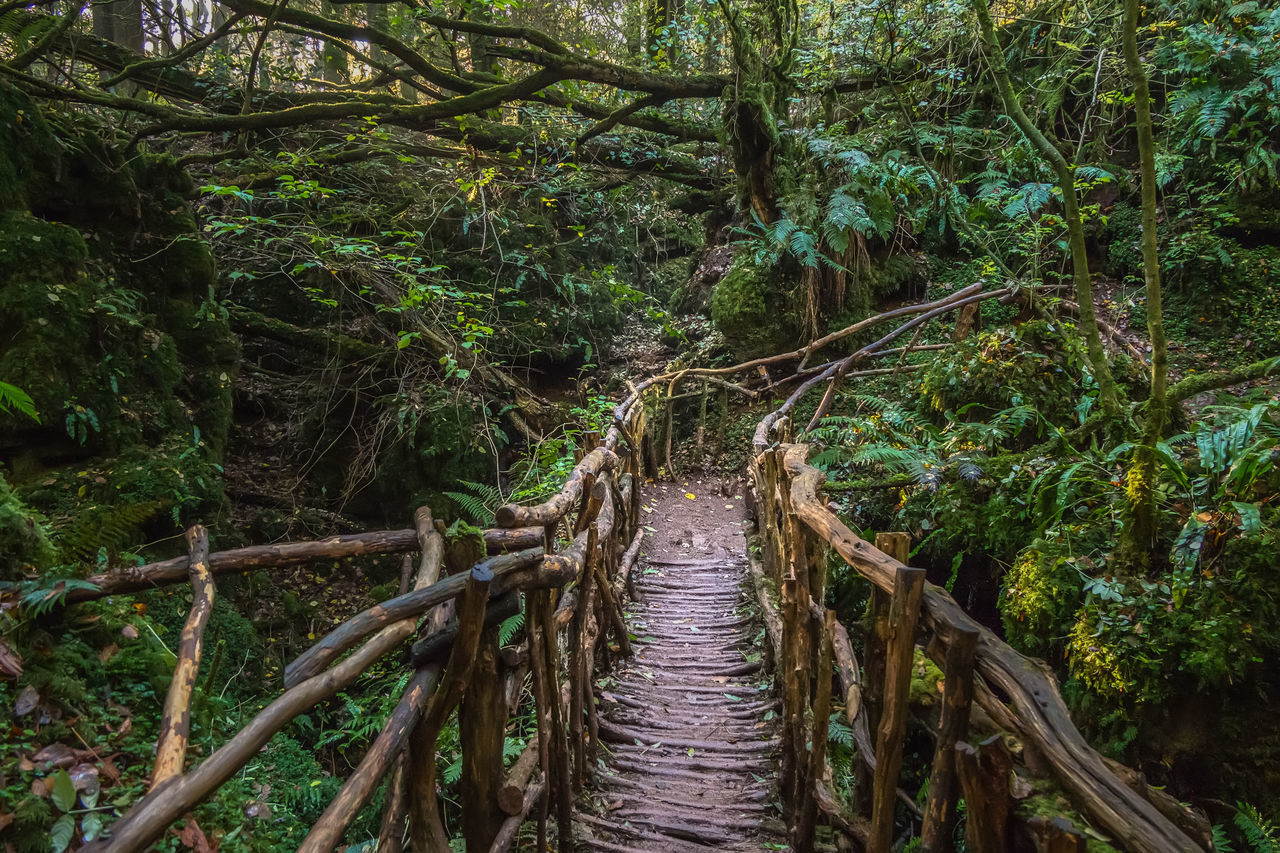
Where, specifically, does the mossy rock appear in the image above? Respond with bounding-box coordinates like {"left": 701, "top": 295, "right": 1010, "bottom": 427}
{"left": 0, "top": 90, "right": 238, "bottom": 565}
{"left": 710, "top": 255, "right": 793, "bottom": 359}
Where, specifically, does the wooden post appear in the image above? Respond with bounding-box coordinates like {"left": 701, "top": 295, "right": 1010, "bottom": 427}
{"left": 956, "top": 736, "right": 1013, "bottom": 853}
{"left": 868, "top": 563, "right": 926, "bottom": 851}
{"left": 779, "top": 576, "right": 804, "bottom": 821}
{"left": 525, "top": 589, "right": 552, "bottom": 852}
{"left": 570, "top": 525, "right": 598, "bottom": 791}
{"left": 538, "top": 589, "right": 573, "bottom": 852}
{"left": 920, "top": 626, "right": 980, "bottom": 853}
{"left": 460, "top": 628, "right": 507, "bottom": 851}
{"left": 408, "top": 565, "right": 493, "bottom": 852}
{"left": 794, "top": 609, "right": 836, "bottom": 853}
{"left": 857, "top": 533, "right": 907, "bottom": 816}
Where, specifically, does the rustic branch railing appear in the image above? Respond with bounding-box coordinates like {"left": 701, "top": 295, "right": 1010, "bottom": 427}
{"left": 83, "top": 402, "right": 650, "bottom": 852}
{"left": 58, "top": 282, "right": 1214, "bottom": 852}
{"left": 748, "top": 411, "right": 1212, "bottom": 852}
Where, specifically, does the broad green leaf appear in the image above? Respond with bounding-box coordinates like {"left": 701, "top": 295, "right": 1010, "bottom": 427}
{"left": 51, "top": 769, "right": 76, "bottom": 813}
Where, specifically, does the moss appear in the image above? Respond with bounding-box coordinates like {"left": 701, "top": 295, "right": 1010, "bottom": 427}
{"left": 1002, "top": 543, "right": 1084, "bottom": 658}
{"left": 0, "top": 83, "right": 57, "bottom": 209}
{"left": 0, "top": 472, "right": 54, "bottom": 580}
{"left": 0, "top": 91, "right": 238, "bottom": 560}
{"left": 1015, "top": 786, "right": 1121, "bottom": 852}
{"left": 908, "top": 647, "right": 945, "bottom": 706}
{"left": 710, "top": 254, "right": 792, "bottom": 359}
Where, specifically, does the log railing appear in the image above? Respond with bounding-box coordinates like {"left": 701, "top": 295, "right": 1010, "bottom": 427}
{"left": 81, "top": 401, "right": 651, "bottom": 852}
{"left": 48, "top": 278, "right": 1216, "bottom": 851}
{"left": 749, "top": 412, "right": 1212, "bottom": 852}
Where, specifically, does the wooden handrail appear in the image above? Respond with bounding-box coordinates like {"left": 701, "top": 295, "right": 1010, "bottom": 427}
{"left": 747, "top": 435, "right": 1207, "bottom": 852}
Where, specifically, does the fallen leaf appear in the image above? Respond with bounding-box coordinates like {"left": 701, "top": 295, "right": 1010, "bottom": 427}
{"left": 685, "top": 493, "right": 696, "bottom": 500}
{"left": 14, "top": 684, "right": 39, "bottom": 716}
{"left": 0, "top": 638, "right": 23, "bottom": 679}
{"left": 177, "top": 817, "right": 213, "bottom": 853}
{"left": 98, "top": 643, "right": 119, "bottom": 664}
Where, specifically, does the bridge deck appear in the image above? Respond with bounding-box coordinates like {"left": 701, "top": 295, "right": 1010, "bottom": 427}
{"left": 575, "top": 481, "right": 786, "bottom": 851}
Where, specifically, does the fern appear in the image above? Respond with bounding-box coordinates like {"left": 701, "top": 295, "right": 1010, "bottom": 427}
{"left": 1236, "top": 802, "right": 1280, "bottom": 852}
{"left": 0, "top": 381, "right": 39, "bottom": 423}
{"left": 498, "top": 610, "right": 525, "bottom": 646}
{"left": 444, "top": 480, "right": 503, "bottom": 524}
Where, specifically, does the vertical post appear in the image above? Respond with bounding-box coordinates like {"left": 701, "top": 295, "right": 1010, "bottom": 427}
{"left": 956, "top": 737, "right": 1013, "bottom": 853}
{"left": 525, "top": 590, "right": 552, "bottom": 853}
{"left": 779, "top": 576, "right": 802, "bottom": 821}
{"left": 794, "top": 609, "right": 836, "bottom": 853}
{"left": 920, "top": 626, "right": 980, "bottom": 853}
{"left": 858, "top": 532, "right": 908, "bottom": 815}
{"left": 868, "top": 563, "right": 926, "bottom": 851}
{"left": 570, "top": 525, "right": 599, "bottom": 791}
{"left": 538, "top": 591, "right": 573, "bottom": 852}
{"left": 460, "top": 627, "right": 507, "bottom": 851}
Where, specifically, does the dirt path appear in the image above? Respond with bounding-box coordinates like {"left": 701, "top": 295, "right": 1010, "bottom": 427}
{"left": 574, "top": 479, "right": 785, "bottom": 851}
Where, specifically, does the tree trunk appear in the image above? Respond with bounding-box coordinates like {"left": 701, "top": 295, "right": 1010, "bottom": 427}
{"left": 1119, "top": 0, "right": 1168, "bottom": 570}
{"left": 971, "top": 0, "right": 1121, "bottom": 416}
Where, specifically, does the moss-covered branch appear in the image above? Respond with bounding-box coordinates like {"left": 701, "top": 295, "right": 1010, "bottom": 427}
{"left": 971, "top": 0, "right": 1121, "bottom": 416}
{"left": 1167, "top": 357, "right": 1280, "bottom": 404}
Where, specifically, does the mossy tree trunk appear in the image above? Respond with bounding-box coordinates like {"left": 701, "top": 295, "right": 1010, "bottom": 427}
{"left": 971, "top": 0, "right": 1121, "bottom": 417}
{"left": 1119, "top": 0, "right": 1168, "bottom": 570}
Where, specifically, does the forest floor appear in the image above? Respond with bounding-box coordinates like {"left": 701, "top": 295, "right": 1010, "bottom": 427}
{"left": 574, "top": 479, "right": 787, "bottom": 850}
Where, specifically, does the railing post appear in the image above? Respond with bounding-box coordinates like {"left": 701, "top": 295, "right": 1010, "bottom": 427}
{"left": 868, "top": 561, "right": 926, "bottom": 852}
{"left": 956, "top": 736, "right": 1013, "bottom": 852}
{"left": 459, "top": 626, "right": 506, "bottom": 851}
{"left": 920, "top": 625, "right": 979, "bottom": 853}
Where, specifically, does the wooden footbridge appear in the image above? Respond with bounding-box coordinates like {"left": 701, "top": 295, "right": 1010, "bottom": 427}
{"left": 68, "top": 287, "right": 1214, "bottom": 852}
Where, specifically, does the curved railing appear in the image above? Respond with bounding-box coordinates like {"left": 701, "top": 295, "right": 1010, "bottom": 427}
{"left": 79, "top": 405, "right": 650, "bottom": 852}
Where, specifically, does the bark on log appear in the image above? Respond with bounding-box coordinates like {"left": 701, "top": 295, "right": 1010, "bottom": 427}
{"left": 150, "top": 526, "right": 215, "bottom": 790}
{"left": 285, "top": 546, "right": 543, "bottom": 685}
{"left": 69, "top": 526, "right": 541, "bottom": 604}
{"left": 489, "top": 773, "right": 546, "bottom": 853}
{"left": 496, "top": 447, "right": 617, "bottom": 527}
{"left": 1025, "top": 815, "right": 1088, "bottom": 852}
{"left": 498, "top": 739, "right": 540, "bottom": 815}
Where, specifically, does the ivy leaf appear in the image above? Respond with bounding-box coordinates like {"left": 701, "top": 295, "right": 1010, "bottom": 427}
{"left": 51, "top": 768, "right": 76, "bottom": 813}
{"left": 1230, "top": 501, "right": 1262, "bottom": 536}
{"left": 50, "top": 814, "right": 75, "bottom": 853}
{"left": 81, "top": 812, "right": 103, "bottom": 842}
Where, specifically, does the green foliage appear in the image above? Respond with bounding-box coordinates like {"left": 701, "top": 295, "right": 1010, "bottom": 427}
{"left": 1162, "top": 3, "right": 1280, "bottom": 189}
{"left": 1234, "top": 802, "right": 1280, "bottom": 852}
{"left": 0, "top": 472, "right": 54, "bottom": 580}
{"left": 0, "top": 379, "right": 38, "bottom": 422}
{"left": 710, "top": 254, "right": 791, "bottom": 359}
{"left": 444, "top": 480, "right": 503, "bottom": 525}
{"left": 918, "top": 321, "right": 1087, "bottom": 426}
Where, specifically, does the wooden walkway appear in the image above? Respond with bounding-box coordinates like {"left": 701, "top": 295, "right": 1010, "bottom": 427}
{"left": 575, "top": 483, "right": 785, "bottom": 851}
